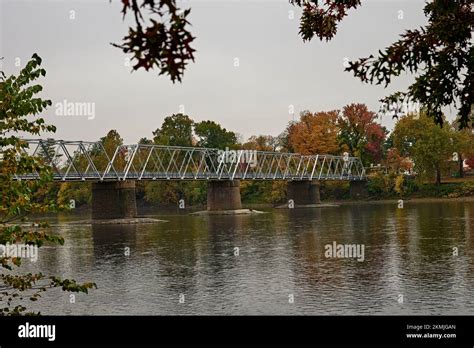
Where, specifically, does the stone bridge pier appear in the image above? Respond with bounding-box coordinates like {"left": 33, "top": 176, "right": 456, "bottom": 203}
{"left": 287, "top": 180, "right": 321, "bottom": 205}
{"left": 349, "top": 180, "right": 368, "bottom": 199}
{"left": 91, "top": 181, "right": 137, "bottom": 220}
{"left": 207, "top": 180, "right": 242, "bottom": 211}
{"left": 89, "top": 179, "right": 365, "bottom": 218}
{"left": 91, "top": 180, "right": 244, "bottom": 218}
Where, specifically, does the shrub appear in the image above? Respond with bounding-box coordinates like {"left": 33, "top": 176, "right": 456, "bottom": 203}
{"left": 320, "top": 181, "right": 350, "bottom": 200}
{"left": 417, "top": 183, "right": 458, "bottom": 197}
{"left": 404, "top": 178, "right": 419, "bottom": 195}
{"left": 144, "top": 181, "right": 207, "bottom": 206}
{"left": 57, "top": 182, "right": 91, "bottom": 207}
{"left": 367, "top": 172, "right": 395, "bottom": 198}
{"left": 394, "top": 175, "right": 404, "bottom": 196}
{"left": 447, "top": 182, "right": 474, "bottom": 198}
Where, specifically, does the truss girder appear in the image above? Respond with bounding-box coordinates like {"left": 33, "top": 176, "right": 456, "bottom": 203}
{"left": 11, "top": 139, "right": 366, "bottom": 182}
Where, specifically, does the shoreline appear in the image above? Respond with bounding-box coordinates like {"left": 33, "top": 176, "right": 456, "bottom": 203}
{"left": 332, "top": 195, "right": 474, "bottom": 206}
{"left": 245, "top": 195, "right": 474, "bottom": 209}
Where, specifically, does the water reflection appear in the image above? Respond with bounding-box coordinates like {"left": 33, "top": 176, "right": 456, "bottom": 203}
{"left": 18, "top": 201, "right": 474, "bottom": 315}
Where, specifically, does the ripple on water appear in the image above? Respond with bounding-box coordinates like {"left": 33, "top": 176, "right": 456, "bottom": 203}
{"left": 18, "top": 201, "right": 474, "bottom": 315}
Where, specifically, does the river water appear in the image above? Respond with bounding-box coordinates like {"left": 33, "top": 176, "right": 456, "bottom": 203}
{"left": 18, "top": 201, "right": 474, "bottom": 315}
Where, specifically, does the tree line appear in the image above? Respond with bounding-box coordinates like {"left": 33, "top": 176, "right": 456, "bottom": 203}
{"left": 54, "top": 105, "right": 474, "bottom": 207}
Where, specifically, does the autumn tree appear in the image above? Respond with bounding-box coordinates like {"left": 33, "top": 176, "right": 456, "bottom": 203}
{"left": 384, "top": 148, "right": 413, "bottom": 174}
{"left": 91, "top": 129, "right": 126, "bottom": 172}
{"left": 451, "top": 120, "right": 474, "bottom": 177}
{"left": 101, "top": 129, "right": 124, "bottom": 160}
{"left": 291, "top": 0, "right": 473, "bottom": 129}
{"left": 337, "top": 103, "right": 386, "bottom": 165}
{"left": 0, "top": 54, "right": 95, "bottom": 315}
{"left": 134, "top": 137, "right": 154, "bottom": 165}
{"left": 286, "top": 110, "right": 340, "bottom": 155}
{"left": 290, "top": 0, "right": 361, "bottom": 42}
{"left": 466, "top": 156, "right": 474, "bottom": 170}
{"left": 113, "top": 0, "right": 195, "bottom": 83}
{"left": 242, "top": 135, "right": 280, "bottom": 152}
{"left": 239, "top": 134, "right": 285, "bottom": 202}
{"left": 101, "top": 129, "right": 124, "bottom": 152}
{"left": 56, "top": 130, "right": 126, "bottom": 208}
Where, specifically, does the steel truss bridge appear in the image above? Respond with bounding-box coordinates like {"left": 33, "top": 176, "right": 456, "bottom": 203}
{"left": 12, "top": 139, "right": 366, "bottom": 182}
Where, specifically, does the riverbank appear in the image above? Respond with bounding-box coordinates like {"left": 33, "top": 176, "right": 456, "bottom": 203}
{"left": 244, "top": 195, "right": 474, "bottom": 210}
{"left": 332, "top": 195, "right": 474, "bottom": 206}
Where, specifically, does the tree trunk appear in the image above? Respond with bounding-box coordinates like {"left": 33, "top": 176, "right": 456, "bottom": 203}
{"left": 436, "top": 167, "right": 441, "bottom": 186}
{"left": 459, "top": 155, "right": 464, "bottom": 178}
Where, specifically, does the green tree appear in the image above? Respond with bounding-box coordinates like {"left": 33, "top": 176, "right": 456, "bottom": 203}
{"left": 194, "top": 120, "right": 237, "bottom": 149}
{"left": 144, "top": 180, "right": 206, "bottom": 206}
{"left": 148, "top": 114, "right": 199, "bottom": 206}
{"left": 411, "top": 123, "right": 454, "bottom": 185}
{"left": 392, "top": 113, "right": 455, "bottom": 185}
{"left": 57, "top": 182, "right": 92, "bottom": 207}
{"left": 138, "top": 137, "right": 153, "bottom": 145}
{"left": 36, "top": 138, "right": 63, "bottom": 169}
{"left": 0, "top": 54, "right": 95, "bottom": 315}
{"left": 153, "top": 113, "right": 194, "bottom": 146}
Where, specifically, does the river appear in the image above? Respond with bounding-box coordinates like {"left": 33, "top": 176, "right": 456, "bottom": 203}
{"left": 18, "top": 200, "right": 474, "bottom": 315}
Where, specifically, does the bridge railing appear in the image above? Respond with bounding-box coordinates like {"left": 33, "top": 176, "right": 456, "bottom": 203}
{"left": 10, "top": 139, "right": 366, "bottom": 181}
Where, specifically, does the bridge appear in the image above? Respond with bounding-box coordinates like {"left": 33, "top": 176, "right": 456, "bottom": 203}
{"left": 13, "top": 139, "right": 368, "bottom": 219}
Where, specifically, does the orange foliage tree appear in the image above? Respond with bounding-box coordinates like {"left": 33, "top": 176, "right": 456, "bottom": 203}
{"left": 385, "top": 148, "right": 413, "bottom": 174}
{"left": 337, "top": 103, "right": 386, "bottom": 165}
{"left": 286, "top": 110, "right": 340, "bottom": 155}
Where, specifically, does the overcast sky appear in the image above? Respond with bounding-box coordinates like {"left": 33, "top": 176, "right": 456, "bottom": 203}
{"left": 1, "top": 0, "right": 432, "bottom": 144}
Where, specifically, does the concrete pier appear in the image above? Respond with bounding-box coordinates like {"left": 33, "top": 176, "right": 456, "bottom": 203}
{"left": 207, "top": 180, "right": 242, "bottom": 211}
{"left": 91, "top": 181, "right": 137, "bottom": 219}
{"left": 349, "top": 180, "right": 368, "bottom": 200}
{"left": 287, "top": 180, "right": 321, "bottom": 205}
